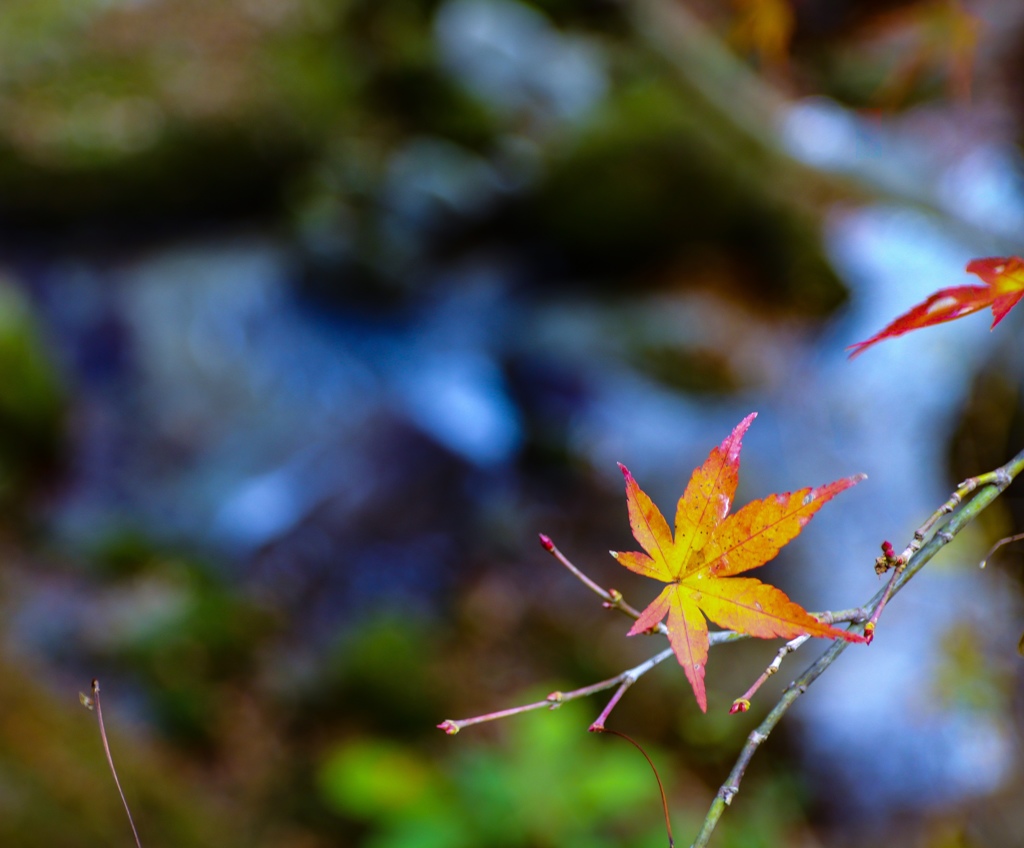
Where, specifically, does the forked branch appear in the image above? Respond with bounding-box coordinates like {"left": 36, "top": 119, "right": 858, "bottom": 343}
{"left": 690, "top": 447, "right": 1024, "bottom": 848}
{"left": 440, "top": 542, "right": 863, "bottom": 734}
{"left": 438, "top": 447, "right": 1024, "bottom": 848}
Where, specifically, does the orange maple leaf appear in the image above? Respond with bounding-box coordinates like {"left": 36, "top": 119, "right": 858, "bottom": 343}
{"left": 847, "top": 256, "right": 1024, "bottom": 358}
{"left": 611, "top": 413, "right": 866, "bottom": 712}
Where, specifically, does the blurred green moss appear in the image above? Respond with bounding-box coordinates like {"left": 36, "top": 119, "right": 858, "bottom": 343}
{"left": 306, "top": 614, "right": 443, "bottom": 735}
{"left": 523, "top": 80, "right": 846, "bottom": 312}
{"left": 318, "top": 697, "right": 671, "bottom": 848}
{"left": 89, "top": 555, "right": 276, "bottom": 749}
{"left": 0, "top": 659, "right": 246, "bottom": 848}
{"left": 0, "top": 279, "right": 65, "bottom": 517}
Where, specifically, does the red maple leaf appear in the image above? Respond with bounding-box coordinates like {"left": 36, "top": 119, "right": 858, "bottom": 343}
{"left": 612, "top": 413, "right": 866, "bottom": 712}
{"left": 847, "top": 256, "right": 1024, "bottom": 358}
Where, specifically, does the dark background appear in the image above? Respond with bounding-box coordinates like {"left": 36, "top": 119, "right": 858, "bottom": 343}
{"left": 2, "top": 1, "right": 1024, "bottom": 846}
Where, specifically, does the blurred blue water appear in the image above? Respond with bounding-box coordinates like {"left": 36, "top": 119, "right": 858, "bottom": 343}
{"left": 11, "top": 14, "right": 1024, "bottom": 831}
{"left": 780, "top": 97, "right": 1024, "bottom": 814}
{"left": 434, "top": 0, "right": 607, "bottom": 127}
{"left": 30, "top": 205, "right": 1019, "bottom": 818}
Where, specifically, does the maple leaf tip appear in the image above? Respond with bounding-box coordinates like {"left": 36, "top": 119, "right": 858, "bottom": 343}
{"left": 845, "top": 340, "right": 870, "bottom": 359}
{"left": 626, "top": 619, "right": 647, "bottom": 637}
{"left": 617, "top": 462, "right": 633, "bottom": 482}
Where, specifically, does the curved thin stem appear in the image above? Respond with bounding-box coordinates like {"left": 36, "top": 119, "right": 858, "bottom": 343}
{"left": 596, "top": 728, "right": 675, "bottom": 848}
{"left": 85, "top": 680, "right": 143, "bottom": 848}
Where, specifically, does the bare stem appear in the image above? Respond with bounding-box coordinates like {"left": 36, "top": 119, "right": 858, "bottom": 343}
{"left": 85, "top": 680, "right": 143, "bottom": 848}
{"left": 596, "top": 728, "right": 675, "bottom": 848}
{"left": 590, "top": 679, "right": 633, "bottom": 731}
{"left": 864, "top": 564, "right": 901, "bottom": 638}
{"left": 539, "top": 534, "right": 867, "bottom": 648}
{"left": 864, "top": 472, "right": 1015, "bottom": 638}
{"left": 979, "top": 532, "right": 1024, "bottom": 569}
{"left": 439, "top": 647, "right": 676, "bottom": 735}
{"left": 443, "top": 550, "right": 873, "bottom": 735}
{"left": 822, "top": 606, "right": 871, "bottom": 624}
{"left": 729, "top": 608, "right": 868, "bottom": 713}
{"left": 539, "top": 533, "right": 666, "bottom": 634}
{"left": 895, "top": 470, "right": 1008, "bottom": 565}
{"left": 540, "top": 534, "right": 621, "bottom": 605}
{"left": 691, "top": 640, "right": 842, "bottom": 848}
{"left": 729, "top": 634, "right": 810, "bottom": 714}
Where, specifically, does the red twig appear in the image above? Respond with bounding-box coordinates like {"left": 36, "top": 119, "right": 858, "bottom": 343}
{"left": 439, "top": 647, "right": 676, "bottom": 735}
{"left": 595, "top": 728, "right": 675, "bottom": 848}
{"left": 730, "top": 634, "right": 810, "bottom": 714}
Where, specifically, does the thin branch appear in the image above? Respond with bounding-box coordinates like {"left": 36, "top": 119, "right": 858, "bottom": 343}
{"left": 596, "top": 729, "right": 675, "bottom": 848}
{"left": 539, "top": 533, "right": 666, "bottom": 634}
{"left": 822, "top": 606, "right": 871, "bottom": 624}
{"left": 689, "top": 447, "right": 1024, "bottom": 848}
{"left": 897, "top": 469, "right": 1009, "bottom": 565}
{"left": 866, "top": 471, "right": 1011, "bottom": 636}
{"left": 439, "top": 647, "right": 676, "bottom": 735}
{"left": 539, "top": 533, "right": 866, "bottom": 646}
{"left": 590, "top": 678, "right": 634, "bottom": 732}
{"left": 729, "top": 608, "right": 868, "bottom": 713}
{"left": 864, "top": 564, "right": 902, "bottom": 638}
{"left": 441, "top": 545, "right": 872, "bottom": 735}
{"left": 81, "top": 680, "right": 143, "bottom": 848}
{"left": 437, "top": 452, "right": 1019, "bottom": 848}
{"left": 539, "top": 534, "right": 621, "bottom": 605}
{"left": 729, "top": 634, "right": 809, "bottom": 714}
{"left": 690, "top": 641, "right": 838, "bottom": 848}
{"left": 979, "top": 532, "right": 1024, "bottom": 569}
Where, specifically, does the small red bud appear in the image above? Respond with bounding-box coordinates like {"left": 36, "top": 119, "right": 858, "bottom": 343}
{"left": 437, "top": 720, "right": 460, "bottom": 735}
{"left": 730, "top": 698, "right": 751, "bottom": 714}
{"left": 881, "top": 540, "right": 895, "bottom": 557}
{"left": 863, "top": 622, "right": 875, "bottom": 645}
{"left": 538, "top": 533, "right": 555, "bottom": 551}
